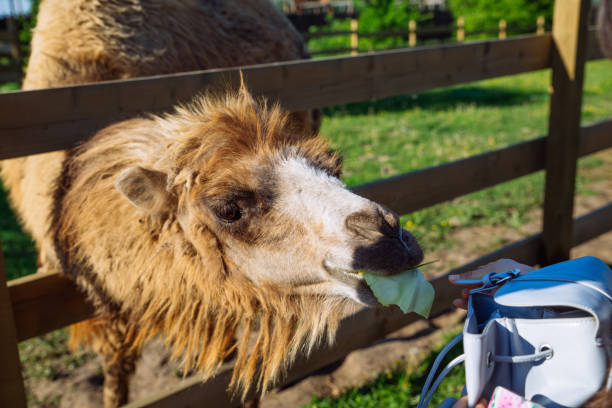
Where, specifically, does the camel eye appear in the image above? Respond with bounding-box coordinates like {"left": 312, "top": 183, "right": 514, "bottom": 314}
{"left": 216, "top": 202, "right": 241, "bottom": 222}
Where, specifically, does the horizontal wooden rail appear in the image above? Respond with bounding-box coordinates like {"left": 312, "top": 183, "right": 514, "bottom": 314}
{"left": 353, "top": 118, "right": 612, "bottom": 216}
{"left": 8, "top": 271, "right": 93, "bottom": 342}
{"left": 0, "top": 34, "right": 553, "bottom": 160}
{"left": 124, "top": 200, "right": 612, "bottom": 407}
{"left": 7, "top": 119, "right": 612, "bottom": 342}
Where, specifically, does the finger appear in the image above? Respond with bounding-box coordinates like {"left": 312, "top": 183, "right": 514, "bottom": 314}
{"left": 452, "top": 396, "right": 469, "bottom": 408}
{"left": 452, "top": 298, "right": 468, "bottom": 310}
{"left": 475, "top": 398, "right": 488, "bottom": 408}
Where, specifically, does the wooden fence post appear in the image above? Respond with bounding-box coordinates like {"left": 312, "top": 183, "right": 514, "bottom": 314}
{"left": 0, "top": 241, "right": 27, "bottom": 408}
{"left": 498, "top": 19, "right": 507, "bottom": 39}
{"left": 457, "top": 16, "right": 465, "bottom": 42}
{"left": 537, "top": 15, "right": 545, "bottom": 35}
{"left": 542, "top": 0, "right": 591, "bottom": 265}
{"left": 409, "top": 20, "right": 417, "bottom": 47}
{"left": 350, "top": 18, "right": 358, "bottom": 56}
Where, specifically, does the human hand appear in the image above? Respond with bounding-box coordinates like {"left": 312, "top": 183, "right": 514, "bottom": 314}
{"left": 448, "top": 259, "right": 535, "bottom": 310}
{"left": 452, "top": 395, "right": 487, "bottom": 408}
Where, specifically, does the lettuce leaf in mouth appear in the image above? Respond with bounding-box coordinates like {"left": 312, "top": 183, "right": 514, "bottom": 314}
{"left": 361, "top": 268, "right": 434, "bottom": 318}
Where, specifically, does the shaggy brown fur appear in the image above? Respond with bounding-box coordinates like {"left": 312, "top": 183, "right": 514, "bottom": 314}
{"left": 52, "top": 88, "right": 350, "bottom": 404}
{"left": 24, "top": 0, "right": 309, "bottom": 88}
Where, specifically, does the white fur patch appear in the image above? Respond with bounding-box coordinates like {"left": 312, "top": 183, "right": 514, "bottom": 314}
{"left": 222, "top": 156, "right": 382, "bottom": 304}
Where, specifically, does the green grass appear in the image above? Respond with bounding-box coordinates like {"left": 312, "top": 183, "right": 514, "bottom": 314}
{"left": 0, "top": 178, "right": 37, "bottom": 280}
{"left": 19, "top": 329, "right": 96, "bottom": 381}
{"left": 304, "top": 328, "right": 465, "bottom": 408}
{"left": 0, "top": 81, "right": 20, "bottom": 93}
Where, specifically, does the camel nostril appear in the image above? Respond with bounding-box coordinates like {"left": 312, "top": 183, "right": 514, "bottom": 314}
{"left": 345, "top": 205, "right": 400, "bottom": 239}
{"left": 377, "top": 204, "right": 400, "bottom": 234}
{"left": 345, "top": 211, "right": 382, "bottom": 239}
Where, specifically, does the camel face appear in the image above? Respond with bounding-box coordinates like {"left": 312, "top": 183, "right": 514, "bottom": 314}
{"left": 174, "top": 152, "right": 423, "bottom": 306}
{"left": 98, "top": 91, "right": 424, "bottom": 400}
{"left": 115, "top": 93, "right": 423, "bottom": 307}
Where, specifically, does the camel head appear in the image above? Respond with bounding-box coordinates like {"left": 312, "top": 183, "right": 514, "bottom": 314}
{"left": 97, "top": 86, "right": 425, "bottom": 393}
{"left": 114, "top": 88, "right": 423, "bottom": 308}
{"left": 114, "top": 92, "right": 421, "bottom": 312}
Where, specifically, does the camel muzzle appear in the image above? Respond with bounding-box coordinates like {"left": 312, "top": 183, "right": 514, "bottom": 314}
{"left": 345, "top": 205, "right": 423, "bottom": 276}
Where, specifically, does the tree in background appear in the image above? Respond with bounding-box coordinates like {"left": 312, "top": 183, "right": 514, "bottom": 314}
{"left": 358, "top": 0, "right": 426, "bottom": 49}
{"left": 447, "top": 0, "right": 554, "bottom": 35}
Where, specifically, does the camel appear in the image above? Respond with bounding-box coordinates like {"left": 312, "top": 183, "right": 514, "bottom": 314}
{"left": 0, "top": 1, "right": 423, "bottom": 406}
{"left": 50, "top": 86, "right": 423, "bottom": 406}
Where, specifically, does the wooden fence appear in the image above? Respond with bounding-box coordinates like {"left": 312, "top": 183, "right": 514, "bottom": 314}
{"left": 307, "top": 16, "right": 548, "bottom": 55}
{"left": 1, "top": 1, "right": 611, "bottom": 406}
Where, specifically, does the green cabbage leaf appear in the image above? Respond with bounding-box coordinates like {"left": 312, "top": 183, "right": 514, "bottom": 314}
{"left": 362, "top": 268, "right": 434, "bottom": 318}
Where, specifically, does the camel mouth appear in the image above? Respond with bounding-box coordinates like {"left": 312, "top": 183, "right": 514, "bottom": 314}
{"left": 348, "top": 228, "right": 424, "bottom": 276}
{"left": 323, "top": 262, "right": 410, "bottom": 282}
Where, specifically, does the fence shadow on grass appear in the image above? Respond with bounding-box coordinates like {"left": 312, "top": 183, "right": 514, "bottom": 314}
{"left": 323, "top": 86, "right": 548, "bottom": 117}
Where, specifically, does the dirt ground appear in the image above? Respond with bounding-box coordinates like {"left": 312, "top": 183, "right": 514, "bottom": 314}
{"left": 25, "top": 151, "right": 612, "bottom": 407}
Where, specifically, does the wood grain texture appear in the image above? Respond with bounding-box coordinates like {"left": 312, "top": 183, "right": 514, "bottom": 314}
{"left": 0, "top": 242, "right": 27, "bottom": 408}
{"left": 573, "top": 202, "right": 612, "bottom": 246}
{"left": 0, "top": 35, "right": 552, "bottom": 160}
{"left": 8, "top": 271, "right": 94, "bottom": 342}
{"left": 541, "top": 0, "right": 590, "bottom": 265}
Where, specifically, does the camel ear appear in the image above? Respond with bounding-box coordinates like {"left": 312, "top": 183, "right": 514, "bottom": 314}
{"left": 115, "top": 167, "right": 169, "bottom": 213}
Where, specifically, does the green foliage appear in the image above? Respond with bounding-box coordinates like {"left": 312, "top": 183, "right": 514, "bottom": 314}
{"left": 307, "top": 0, "right": 429, "bottom": 54}
{"left": 448, "top": 0, "right": 554, "bottom": 35}
{"left": 308, "top": 18, "right": 352, "bottom": 55}
{"left": 357, "top": 0, "right": 425, "bottom": 50}
{"left": 0, "top": 81, "right": 19, "bottom": 92}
